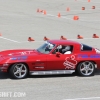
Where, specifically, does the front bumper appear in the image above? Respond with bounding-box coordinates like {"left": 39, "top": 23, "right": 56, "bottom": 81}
{"left": 0, "top": 64, "right": 10, "bottom": 72}
{"left": 0, "top": 67, "right": 8, "bottom": 72}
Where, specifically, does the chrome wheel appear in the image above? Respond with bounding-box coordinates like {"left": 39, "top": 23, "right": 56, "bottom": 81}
{"left": 77, "top": 61, "right": 95, "bottom": 76}
{"left": 10, "top": 63, "right": 28, "bottom": 79}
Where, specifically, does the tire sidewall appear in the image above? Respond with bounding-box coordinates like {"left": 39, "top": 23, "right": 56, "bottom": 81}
{"left": 77, "top": 61, "right": 95, "bottom": 76}
{"left": 9, "top": 63, "right": 28, "bottom": 79}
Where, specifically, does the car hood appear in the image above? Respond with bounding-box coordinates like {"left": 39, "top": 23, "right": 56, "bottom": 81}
{"left": 0, "top": 49, "right": 40, "bottom": 57}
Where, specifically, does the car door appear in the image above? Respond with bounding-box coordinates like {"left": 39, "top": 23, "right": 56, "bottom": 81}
{"left": 30, "top": 55, "right": 47, "bottom": 71}
{"left": 46, "top": 44, "right": 77, "bottom": 70}
{"left": 46, "top": 53, "right": 73, "bottom": 70}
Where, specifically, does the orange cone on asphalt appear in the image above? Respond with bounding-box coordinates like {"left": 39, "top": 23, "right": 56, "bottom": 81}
{"left": 40, "top": 10, "right": 43, "bottom": 12}
{"left": 77, "top": 35, "right": 83, "bottom": 39}
{"left": 73, "top": 16, "right": 79, "bottom": 20}
{"left": 93, "top": 34, "right": 99, "bottom": 38}
{"left": 82, "top": 7, "right": 85, "bottom": 10}
{"left": 44, "top": 36, "right": 49, "bottom": 41}
{"left": 37, "top": 8, "right": 40, "bottom": 12}
{"left": 28, "top": 37, "right": 35, "bottom": 42}
{"left": 60, "top": 36, "right": 67, "bottom": 40}
{"left": 88, "top": 0, "right": 90, "bottom": 2}
{"left": 66, "top": 7, "right": 70, "bottom": 11}
{"left": 37, "top": 9, "right": 43, "bottom": 13}
{"left": 92, "top": 6, "right": 95, "bottom": 9}
{"left": 58, "top": 13, "right": 61, "bottom": 17}
{"left": 43, "top": 10, "right": 46, "bottom": 15}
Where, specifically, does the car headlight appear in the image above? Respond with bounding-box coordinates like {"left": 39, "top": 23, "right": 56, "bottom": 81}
{"left": 3, "top": 63, "right": 9, "bottom": 67}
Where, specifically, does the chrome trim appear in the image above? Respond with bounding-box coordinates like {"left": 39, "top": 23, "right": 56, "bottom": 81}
{"left": 95, "top": 64, "right": 97, "bottom": 68}
{"left": 30, "top": 70, "right": 75, "bottom": 75}
{"left": 35, "top": 66, "right": 44, "bottom": 69}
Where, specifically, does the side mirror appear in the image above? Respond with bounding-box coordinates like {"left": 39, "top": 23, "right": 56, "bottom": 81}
{"left": 56, "top": 52, "right": 61, "bottom": 57}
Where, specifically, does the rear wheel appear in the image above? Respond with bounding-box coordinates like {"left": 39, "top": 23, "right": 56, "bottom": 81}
{"left": 77, "top": 61, "right": 95, "bottom": 76}
{"left": 9, "top": 63, "right": 28, "bottom": 79}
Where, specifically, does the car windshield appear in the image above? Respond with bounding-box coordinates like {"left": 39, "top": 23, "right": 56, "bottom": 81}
{"left": 37, "top": 42, "right": 55, "bottom": 54}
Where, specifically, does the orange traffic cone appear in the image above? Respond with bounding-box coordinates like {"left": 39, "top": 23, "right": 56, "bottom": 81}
{"left": 73, "top": 16, "right": 79, "bottom": 20}
{"left": 82, "top": 7, "right": 85, "bottom": 10}
{"left": 92, "top": 6, "right": 95, "bottom": 9}
{"left": 93, "top": 34, "right": 99, "bottom": 38}
{"left": 66, "top": 7, "right": 70, "bottom": 11}
{"left": 60, "top": 36, "right": 67, "bottom": 40}
{"left": 43, "top": 10, "right": 46, "bottom": 15}
{"left": 40, "top": 10, "right": 43, "bottom": 13}
{"left": 0, "top": 33, "right": 2, "bottom": 36}
{"left": 28, "top": 37, "right": 35, "bottom": 42}
{"left": 44, "top": 36, "right": 49, "bottom": 41}
{"left": 88, "top": 0, "right": 90, "bottom": 2}
{"left": 77, "top": 35, "right": 83, "bottom": 39}
{"left": 37, "top": 8, "right": 40, "bottom": 12}
{"left": 58, "top": 13, "right": 61, "bottom": 17}
{"left": 37, "top": 9, "right": 43, "bottom": 13}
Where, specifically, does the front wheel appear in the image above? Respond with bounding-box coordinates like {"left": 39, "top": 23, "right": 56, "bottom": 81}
{"left": 77, "top": 61, "right": 95, "bottom": 76}
{"left": 9, "top": 63, "right": 28, "bottom": 79}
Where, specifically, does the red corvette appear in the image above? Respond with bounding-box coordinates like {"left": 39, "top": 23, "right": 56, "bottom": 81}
{"left": 0, "top": 40, "right": 100, "bottom": 79}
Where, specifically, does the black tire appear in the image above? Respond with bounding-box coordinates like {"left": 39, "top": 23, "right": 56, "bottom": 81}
{"left": 77, "top": 61, "right": 95, "bottom": 76}
{"left": 9, "top": 63, "right": 28, "bottom": 79}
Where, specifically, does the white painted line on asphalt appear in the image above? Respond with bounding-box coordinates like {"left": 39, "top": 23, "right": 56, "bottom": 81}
{"left": 44, "top": 12, "right": 100, "bottom": 23}
{"left": 63, "top": 97, "right": 100, "bottom": 100}
{"left": 0, "top": 36, "right": 45, "bottom": 43}
{"left": 0, "top": 36, "right": 20, "bottom": 43}
{"left": 19, "top": 41, "right": 44, "bottom": 43}
{"left": 47, "top": 14, "right": 73, "bottom": 20}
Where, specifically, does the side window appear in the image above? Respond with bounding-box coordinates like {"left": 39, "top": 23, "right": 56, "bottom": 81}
{"left": 52, "top": 45, "right": 73, "bottom": 54}
{"left": 81, "top": 44, "right": 92, "bottom": 51}
{"left": 62, "top": 45, "right": 73, "bottom": 54}
{"left": 52, "top": 45, "right": 63, "bottom": 54}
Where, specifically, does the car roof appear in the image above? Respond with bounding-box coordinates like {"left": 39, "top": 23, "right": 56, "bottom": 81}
{"left": 48, "top": 40, "right": 80, "bottom": 45}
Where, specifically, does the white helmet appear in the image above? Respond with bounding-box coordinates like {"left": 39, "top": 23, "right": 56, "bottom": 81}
{"left": 62, "top": 45, "right": 71, "bottom": 53}
{"left": 64, "top": 46, "right": 71, "bottom": 51}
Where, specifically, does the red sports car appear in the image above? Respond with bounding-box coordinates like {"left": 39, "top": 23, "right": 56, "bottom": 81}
{"left": 0, "top": 40, "right": 100, "bottom": 79}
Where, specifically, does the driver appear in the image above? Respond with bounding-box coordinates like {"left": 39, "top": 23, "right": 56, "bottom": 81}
{"left": 56, "top": 45, "right": 62, "bottom": 53}
{"left": 62, "top": 46, "right": 71, "bottom": 54}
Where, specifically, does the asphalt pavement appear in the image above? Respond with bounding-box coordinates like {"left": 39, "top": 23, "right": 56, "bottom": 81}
{"left": 0, "top": 0, "right": 100, "bottom": 100}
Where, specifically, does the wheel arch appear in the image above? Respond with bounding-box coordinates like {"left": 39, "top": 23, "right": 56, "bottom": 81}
{"left": 75, "top": 60, "right": 97, "bottom": 71}
{"left": 7, "top": 62, "right": 29, "bottom": 73}
{"left": 75, "top": 60, "right": 96, "bottom": 76}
